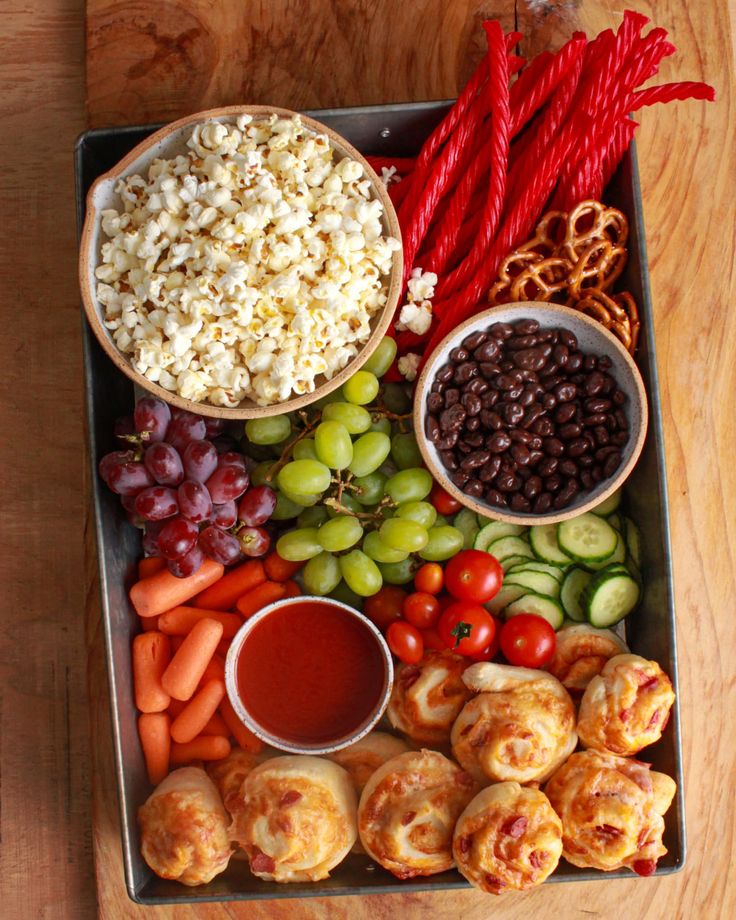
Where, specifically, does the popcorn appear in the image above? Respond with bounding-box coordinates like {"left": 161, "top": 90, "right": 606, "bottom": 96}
{"left": 95, "top": 115, "right": 399, "bottom": 407}
{"left": 397, "top": 300, "right": 433, "bottom": 336}
{"left": 398, "top": 353, "right": 421, "bottom": 382}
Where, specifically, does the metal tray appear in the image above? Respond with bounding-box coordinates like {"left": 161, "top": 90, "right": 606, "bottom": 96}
{"left": 76, "top": 101, "right": 685, "bottom": 905}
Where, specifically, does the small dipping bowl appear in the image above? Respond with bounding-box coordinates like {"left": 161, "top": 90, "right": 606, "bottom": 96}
{"left": 225, "top": 596, "right": 394, "bottom": 755}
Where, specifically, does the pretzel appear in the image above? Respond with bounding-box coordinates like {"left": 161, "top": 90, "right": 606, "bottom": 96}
{"left": 510, "top": 256, "right": 573, "bottom": 302}
{"left": 488, "top": 250, "right": 543, "bottom": 305}
{"left": 560, "top": 200, "right": 629, "bottom": 262}
{"left": 567, "top": 239, "right": 627, "bottom": 297}
{"left": 518, "top": 210, "right": 568, "bottom": 258}
{"left": 571, "top": 289, "right": 640, "bottom": 354}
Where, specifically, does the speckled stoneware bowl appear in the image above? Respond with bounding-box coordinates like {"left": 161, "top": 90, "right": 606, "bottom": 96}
{"left": 79, "top": 104, "right": 403, "bottom": 419}
{"left": 413, "top": 302, "right": 648, "bottom": 525}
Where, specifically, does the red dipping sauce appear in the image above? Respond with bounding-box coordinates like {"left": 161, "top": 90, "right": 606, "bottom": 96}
{"left": 226, "top": 597, "right": 393, "bottom": 752}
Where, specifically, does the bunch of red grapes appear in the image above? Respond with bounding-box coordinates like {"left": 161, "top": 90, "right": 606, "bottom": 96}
{"left": 98, "top": 397, "right": 276, "bottom": 577}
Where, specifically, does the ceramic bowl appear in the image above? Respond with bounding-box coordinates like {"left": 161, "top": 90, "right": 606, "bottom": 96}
{"left": 79, "top": 105, "right": 403, "bottom": 419}
{"left": 413, "top": 302, "right": 648, "bottom": 525}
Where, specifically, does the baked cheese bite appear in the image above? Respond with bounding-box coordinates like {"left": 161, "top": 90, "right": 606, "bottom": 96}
{"left": 451, "top": 663, "right": 577, "bottom": 785}
{"left": 546, "top": 623, "right": 629, "bottom": 694}
{"left": 228, "top": 755, "right": 357, "bottom": 882}
{"left": 387, "top": 649, "right": 472, "bottom": 745}
{"left": 577, "top": 654, "right": 675, "bottom": 755}
{"left": 358, "top": 749, "right": 476, "bottom": 878}
{"left": 545, "top": 748, "right": 676, "bottom": 875}
{"left": 138, "top": 767, "right": 232, "bottom": 886}
{"left": 453, "top": 782, "right": 563, "bottom": 894}
{"left": 206, "top": 746, "right": 276, "bottom": 816}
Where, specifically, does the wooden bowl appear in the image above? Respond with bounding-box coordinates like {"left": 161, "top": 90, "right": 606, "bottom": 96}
{"left": 413, "top": 302, "right": 648, "bottom": 525}
{"left": 79, "top": 105, "right": 403, "bottom": 419}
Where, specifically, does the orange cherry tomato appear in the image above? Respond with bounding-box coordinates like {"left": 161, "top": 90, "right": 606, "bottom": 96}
{"left": 386, "top": 621, "right": 424, "bottom": 664}
{"left": 414, "top": 562, "right": 444, "bottom": 595}
{"left": 364, "top": 585, "right": 407, "bottom": 632}
{"left": 403, "top": 592, "right": 441, "bottom": 629}
{"left": 430, "top": 482, "right": 462, "bottom": 516}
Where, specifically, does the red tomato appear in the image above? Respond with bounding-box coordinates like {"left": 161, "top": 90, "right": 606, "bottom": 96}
{"left": 421, "top": 626, "right": 446, "bottom": 650}
{"left": 364, "top": 585, "right": 406, "bottom": 632}
{"left": 444, "top": 549, "right": 503, "bottom": 603}
{"left": 414, "top": 562, "right": 443, "bottom": 595}
{"left": 499, "top": 614, "right": 557, "bottom": 668}
{"left": 438, "top": 601, "right": 496, "bottom": 656}
{"left": 403, "top": 592, "right": 441, "bottom": 629}
{"left": 469, "top": 617, "right": 502, "bottom": 661}
{"left": 386, "top": 621, "right": 424, "bottom": 664}
{"left": 430, "top": 482, "right": 461, "bottom": 516}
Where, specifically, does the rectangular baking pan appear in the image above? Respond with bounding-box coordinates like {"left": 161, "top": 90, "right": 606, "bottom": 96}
{"left": 76, "top": 101, "right": 685, "bottom": 904}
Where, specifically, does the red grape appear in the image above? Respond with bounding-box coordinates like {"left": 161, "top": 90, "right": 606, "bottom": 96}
{"left": 238, "top": 485, "right": 277, "bottom": 526}
{"left": 107, "top": 458, "right": 155, "bottom": 496}
{"left": 238, "top": 526, "right": 271, "bottom": 557}
{"left": 166, "top": 411, "right": 206, "bottom": 452}
{"left": 99, "top": 450, "right": 135, "bottom": 485}
{"left": 182, "top": 439, "right": 218, "bottom": 483}
{"left": 142, "top": 521, "right": 165, "bottom": 556}
{"left": 144, "top": 442, "right": 184, "bottom": 486}
{"left": 204, "top": 418, "right": 227, "bottom": 438}
{"left": 212, "top": 436, "right": 238, "bottom": 455}
{"left": 206, "top": 462, "right": 249, "bottom": 502}
{"left": 120, "top": 493, "right": 138, "bottom": 513}
{"left": 114, "top": 415, "right": 137, "bottom": 446}
{"left": 157, "top": 516, "right": 198, "bottom": 560}
{"left": 199, "top": 526, "right": 242, "bottom": 565}
{"left": 134, "top": 486, "right": 179, "bottom": 521}
{"left": 168, "top": 543, "right": 205, "bottom": 578}
{"left": 211, "top": 501, "right": 238, "bottom": 528}
{"left": 177, "top": 479, "right": 214, "bottom": 523}
{"left": 134, "top": 396, "right": 171, "bottom": 443}
{"left": 218, "top": 451, "right": 247, "bottom": 470}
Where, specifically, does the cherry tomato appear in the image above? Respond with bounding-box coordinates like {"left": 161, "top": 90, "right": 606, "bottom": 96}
{"left": 469, "top": 617, "right": 502, "bottom": 661}
{"left": 387, "top": 621, "right": 424, "bottom": 664}
{"left": 444, "top": 549, "right": 503, "bottom": 603}
{"left": 421, "top": 626, "right": 446, "bottom": 650}
{"left": 364, "top": 585, "right": 407, "bottom": 632}
{"left": 414, "top": 562, "right": 444, "bottom": 595}
{"left": 403, "top": 592, "right": 441, "bottom": 629}
{"left": 438, "top": 601, "right": 496, "bottom": 656}
{"left": 499, "top": 614, "right": 557, "bottom": 668}
{"left": 430, "top": 482, "right": 462, "bottom": 516}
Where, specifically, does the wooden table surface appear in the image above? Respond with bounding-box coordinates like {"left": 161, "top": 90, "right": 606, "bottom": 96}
{"left": 1, "top": 1, "right": 734, "bottom": 917}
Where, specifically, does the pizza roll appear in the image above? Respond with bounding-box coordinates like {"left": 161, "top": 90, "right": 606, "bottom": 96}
{"left": 451, "top": 663, "right": 577, "bottom": 784}
{"left": 206, "top": 746, "right": 276, "bottom": 815}
{"left": 228, "top": 755, "right": 357, "bottom": 882}
{"left": 138, "top": 767, "right": 231, "bottom": 886}
{"left": 545, "top": 748, "right": 677, "bottom": 875}
{"left": 387, "top": 649, "right": 472, "bottom": 745}
{"left": 546, "top": 623, "right": 629, "bottom": 694}
{"left": 577, "top": 654, "right": 675, "bottom": 755}
{"left": 358, "top": 749, "right": 476, "bottom": 878}
{"left": 453, "top": 782, "right": 563, "bottom": 894}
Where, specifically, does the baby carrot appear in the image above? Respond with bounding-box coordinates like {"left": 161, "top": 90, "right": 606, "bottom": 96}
{"left": 235, "top": 580, "right": 286, "bottom": 620}
{"left": 167, "top": 698, "right": 186, "bottom": 718}
{"left": 263, "top": 552, "right": 305, "bottom": 583}
{"left": 171, "top": 636, "right": 184, "bottom": 653}
{"left": 130, "top": 559, "right": 224, "bottom": 618}
{"left": 138, "top": 556, "right": 166, "bottom": 579}
{"left": 202, "top": 711, "right": 230, "bottom": 738}
{"left": 132, "top": 632, "right": 171, "bottom": 713}
{"left": 170, "top": 679, "right": 227, "bottom": 744}
{"left": 161, "top": 618, "right": 223, "bottom": 701}
{"left": 138, "top": 712, "right": 171, "bottom": 785}
{"left": 282, "top": 579, "right": 302, "bottom": 599}
{"left": 198, "top": 653, "right": 226, "bottom": 686}
{"left": 140, "top": 615, "right": 159, "bottom": 633}
{"left": 220, "top": 697, "right": 264, "bottom": 753}
{"left": 158, "top": 606, "right": 242, "bottom": 638}
{"left": 194, "top": 559, "right": 265, "bottom": 611}
{"left": 216, "top": 637, "right": 232, "bottom": 658}
{"left": 170, "top": 735, "right": 231, "bottom": 765}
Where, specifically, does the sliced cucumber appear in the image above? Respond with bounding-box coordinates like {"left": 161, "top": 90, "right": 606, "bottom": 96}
{"left": 581, "top": 532, "right": 627, "bottom": 571}
{"left": 501, "top": 554, "right": 534, "bottom": 573}
{"left": 529, "top": 523, "right": 573, "bottom": 566}
{"left": 558, "top": 513, "right": 618, "bottom": 563}
{"left": 487, "top": 535, "right": 535, "bottom": 563}
{"left": 591, "top": 487, "right": 622, "bottom": 517}
{"left": 505, "top": 593, "right": 565, "bottom": 630}
{"left": 474, "top": 521, "right": 526, "bottom": 551}
{"left": 454, "top": 508, "right": 480, "bottom": 550}
{"left": 505, "top": 570, "right": 561, "bottom": 598}
{"left": 486, "top": 583, "right": 527, "bottom": 616}
{"left": 506, "top": 561, "right": 566, "bottom": 582}
{"left": 584, "top": 568, "right": 641, "bottom": 627}
{"left": 623, "top": 516, "right": 642, "bottom": 569}
{"left": 560, "top": 567, "right": 594, "bottom": 622}
{"left": 607, "top": 512, "right": 623, "bottom": 532}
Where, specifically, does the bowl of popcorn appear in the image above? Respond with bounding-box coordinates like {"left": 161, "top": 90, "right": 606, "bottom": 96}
{"left": 79, "top": 105, "right": 403, "bottom": 417}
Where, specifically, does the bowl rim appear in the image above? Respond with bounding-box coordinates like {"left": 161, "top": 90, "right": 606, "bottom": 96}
{"left": 413, "top": 301, "right": 649, "bottom": 526}
{"left": 78, "top": 104, "right": 403, "bottom": 419}
{"left": 224, "top": 594, "right": 394, "bottom": 755}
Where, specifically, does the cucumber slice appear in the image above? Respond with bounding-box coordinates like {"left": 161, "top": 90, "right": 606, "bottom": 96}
{"left": 474, "top": 521, "right": 526, "bottom": 551}
{"left": 505, "top": 570, "right": 561, "bottom": 598}
{"left": 581, "top": 532, "right": 627, "bottom": 571}
{"left": 454, "top": 508, "right": 480, "bottom": 550}
{"left": 529, "top": 523, "right": 573, "bottom": 566}
{"left": 505, "top": 593, "right": 565, "bottom": 630}
{"left": 560, "top": 567, "right": 594, "bottom": 622}
{"left": 500, "top": 554, "right": 534, "bottom": 573}
{"left": 487, "top": 536, "right": 535, "bottom": 563}
{"left": 584, "top": 569, "right": 641, "bottom": 627}
{"left": 591, "top": 487, "right": 622, "bottom": 517}
{"left": 623, "top": 516, "right": 642, "bottom": 569}
{"left": 506, "top": 561, "right": 566, "bottom": 582}
{"left": 607, "top": 512, "right": 623, "bottom": 532}
{"left": 486, "top": 583, "right": 527, "bottom": 616}
{"left": 557, "top": 513, "right": 618, "bottom": 563}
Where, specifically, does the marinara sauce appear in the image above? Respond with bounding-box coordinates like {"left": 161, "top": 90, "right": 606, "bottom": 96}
{"left": 235, "top": 599, "right": 387, "bottom": 745}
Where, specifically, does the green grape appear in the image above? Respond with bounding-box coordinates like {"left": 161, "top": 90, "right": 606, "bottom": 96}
{"left": 276, "top": 527, "right": 323, "bottom": 561}
{"left": 315, "top": 420, "right": 353, "bottom": 470}
{"left": 396, "top": 501, "right": 437, "bottom": 529}
{"left": 370, "top": 416, "right": 392, "bottom": 435}
{"left": 292, "top": 438, "right": 318, "bottom": 461}
{"left": 343, "top": 370, "right": 379, "bottom": 406}
{"left": 317, "top": 515, "right": 364, "bottom": 552}
{"left": 303, "top": 551, "right": 342, "bottom": 595}
{"left": 330, "top": 579, "right": 362, "bottom": 610}
{"left": 391, "top": 432, "right": 423, "bottom": 470}
{"left": 378, "top": 557, "right": 416, "bottom": 585}
{"left": 339, "top": 550, "right": 382, "bottom": 597}
{"left": 379, "top": 518, "right": 429, "bottom": 552}
{"left": 278, "top": 459, "right": 331, "bottom": 495}
{"left": 418, "top": 525, "right": 465, "bottom": 561}
{"left": 433, "top": 514, "right": 449, "bottom": 527}
{"left": 326, "top": 493, "right": 364, "bottom": 518}
{"left": 382, "top": 382, "right": 411, "bottom": 414}
{"left": 297, "top": 505, "right": 330, "bottom": 528}
{"left": 362, "top": 337, "right": 398, "bottom": 378}
{"left": 245, "top": 416, "right": 292, "bottom": 446}
{"left": 384, "top": 468, "right": 433, "bottom": 504}
{"left": 362, "top": 530, "right": 409, "bottom": 563}
{"left": 322, "top": 402, "right": 372, "bottom": 434}
{"left": 271, "top": 492, "right": 305, "bottom": 520}
{"left": 348, "top": 431, "right": 391, "bottom": 477}
{"left": 281, "top": 488, "right": 320, "bottom": 508}
{"left": 352, "top": 472, "right": 387, "bottom": 506}
{"left": 250, "top": 460, "right": 277, "bottom": 487}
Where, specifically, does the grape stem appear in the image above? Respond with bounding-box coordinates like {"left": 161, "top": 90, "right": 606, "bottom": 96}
{"left": 264, "top": 409, "right": 321, "bottom": 483}
{"left": 372, "top": 403, "right": 412, "bottom": 424}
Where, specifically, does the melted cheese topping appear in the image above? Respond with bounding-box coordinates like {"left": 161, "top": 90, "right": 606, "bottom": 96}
{"left": 206, "top": 746, "right": 276, "bottom": 815}
{"left": 546, "top": 624, "right": 629, "bottom": 693}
